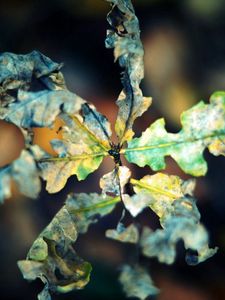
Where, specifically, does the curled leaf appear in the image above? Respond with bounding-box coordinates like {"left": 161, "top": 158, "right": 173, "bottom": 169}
{"left": 140, "top": 198, "right": 217, "bottom": 265}
{"left": 100, "top": 165, "right": 131, "bottom": 196}
{"left": 119, "top": 264, "right": 159, "bottom": 300}
{"left": 0, "top": 51, "right": 63, "bottom": 115}
{"left": 0, "top": 150, "right": 41, "bottom": 203}
{"left": 81, "top": 103, "right": 112, "bottom": 148}
{"left": 0, "top": 51, "right": 62, "bottom": 91}
{"left": 124, "top": 91, "right": 225, "bottom": 176}
{"left": 106, "top": 223, "right": 139, "bottom": 244}
{"left": 106, "top": 0, "right": 152, "bottom": 143}
{"left": 18, "top": 206, "right": 92, "bottom": 300}
{"left": 1, "top": 89, "right": 85, "bottom": 129}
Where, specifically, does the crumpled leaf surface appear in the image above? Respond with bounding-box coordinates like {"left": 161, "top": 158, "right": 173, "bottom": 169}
{"left": 140, "top": 198, "right": 217, "bottom": 265}
{"left": 0, "top": 150, "right": 41, "bottom": 203}
{"left": 1, "top": 89, "right": 85, "bottom": 129}
{"left": 119, "top": 264, "right": 159, "bottom": 300}
{"left": 124, "top": 91, "right": 225, "bottom": 176}
{"left": 124, "top": 173, "right": 195, "bottom": 218}
{"left": 105, "top": 0, "right": 152, "bottom": 143}
{"left": 0, "top": 51, "right": 62, "bottom": 91}
{"left": 100, "top": 165, "right": 131, "bottom": 196}
{"left": 18, "top": 205, "right": 92, "bottom": 300}
{"left": 106, "top": 223, "right": 139, "bottom": 243}
{"left": 0, "top": 51, "right": 63, "bottom": 112}
{"left": 65, "top": 193, "right": 120, "bottom": 234}
{"left": 38, "top": 104, "right": 112, "bottom": 193}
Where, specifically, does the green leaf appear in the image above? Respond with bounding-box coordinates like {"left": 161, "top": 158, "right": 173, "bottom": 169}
{"left": 119, "top": 264, "right": 159, "bottom": 300}
{"left": 18, "top": 205, "right": 92, "bottom": 300}
{"left": 0, "top": 150, "right": 41, "bottom": 203}
{"left": 140, "top": 198, "right": 217, "bottom": 265}
{"left": 124, "top": 92, "right": 225, "bottom": 176}
{"left": 106, "top": 223, "right": 139, "bottom": 244}
{"left": 66, "top": 193, "right": 120, "bottom": 234}
{"left": 105, "top": 0, "right": 152, "bottom": 143}
{"left": 124, "top": 173, "right": 195, "bottom": 218}
{"left": 37, "top": 103, "right": 112, "bottom": 193}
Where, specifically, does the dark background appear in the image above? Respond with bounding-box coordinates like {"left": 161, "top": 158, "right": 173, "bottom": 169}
{"left": 0, "top": 0, "right": 225, "bottom": 299}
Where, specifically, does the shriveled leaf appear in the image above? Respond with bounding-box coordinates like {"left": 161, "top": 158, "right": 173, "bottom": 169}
{"left": 106, "top": 223, "right": 139, "bottom": 244}
{"left": 119, "top": 264, "right": 159, "bottom": 300}
{"left": 124, "top": 91, "right": 225, "bottom": 176}
{"left": 81, "top": 103, "right": 112, "bottom": 148}
{"left": 100, "top": 166, "right": 131, "bottom": 196}
{"left": 0, "top": 51, "right": 62, "bottom": 91}
{"left": 18, "top": 192, "right": 120, "bottom": 298}
{"left": 106, "top": 0, "right": 152, "bottom": 143}
{"left": 65, "top": 193, "right": 120, "bottom": 234}
{"left": 129, "top": 173, "right": 195, "bottom": 218}
{"left": 40, "top": 70, "right": 67, "bottom": 91}
{"left": 18, "top": 206, "right": 92, "bottom": 300}
{"left": 1, "top": 89, "right": 85, "bottom": 129}
{"left": 0, "top": 51, "right": 64, "bottom": 114}
{"left": 0, "top": 150, "right": 41, "bottom": 203}
{"left": 140, "top": 198, "right": 217, "bottom": 265}
{"left": 38, "top": 104, "right": 112, "bottom": 193}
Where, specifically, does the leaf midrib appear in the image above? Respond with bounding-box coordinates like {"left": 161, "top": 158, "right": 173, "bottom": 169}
{"left": 68, "top": 196, "right": 120, "bottom": 213}
{"left": 130, "top": 178, "right": 182, "bottom": 199}
{"left": 122, "top": 132, "right": 225, "bottom": 153}
{"left": 40, "top": 151, "right": 107, "bottom": 163}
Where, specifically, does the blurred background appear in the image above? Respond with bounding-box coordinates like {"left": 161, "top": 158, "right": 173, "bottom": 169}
{"left": 1, "top": 0, "right": 225, "bottom": 299}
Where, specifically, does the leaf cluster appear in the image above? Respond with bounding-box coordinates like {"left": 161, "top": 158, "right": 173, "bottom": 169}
{"left": 0, "top": 0, "right": 224, "bottom": 299}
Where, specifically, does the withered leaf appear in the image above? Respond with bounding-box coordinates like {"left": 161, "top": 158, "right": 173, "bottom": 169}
{"left": 0, "top": 51, "right": 64, "bottom": 112}
{"left": 122, "top": 193, "right": 152, "bottom": 218}
{"left": 0, "top": 150, "right": 41, "bottom": 203}
{"left": 1, "top": 89, "right": 85, "bottom": 129}
{"left": 38, "top": 104, "right": 112, "bottom": 193}
{"left": 125, "top": 173, "right": 195, "bottom": 219}
{"left": 106, "top": 0, "right": 152, "bottom": 143}
{"left": 18, "top": 192, "right": 121, "bottom": 298}
{"left": 0, "top": 51, "right": 62, "bottom": 91}
{"left": 18, "top": 206, "right": 92, "bottom": 300}
{"left": 106, "top": 223, "right": 139, "bottom": 244}
{"left": 140, "top": 198, "right": 217, "bottom": 265}
{"left": 100, "top": 165, "right": 131, "bottom": 196}
{"left": 65, "top": 193, "right": 120, "bottom": 234}
{"left": 124, "top": 91, "right": 225, "bottom": 176}
{"left": 119, "top": 264, "right": 159, "bottom": 300}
